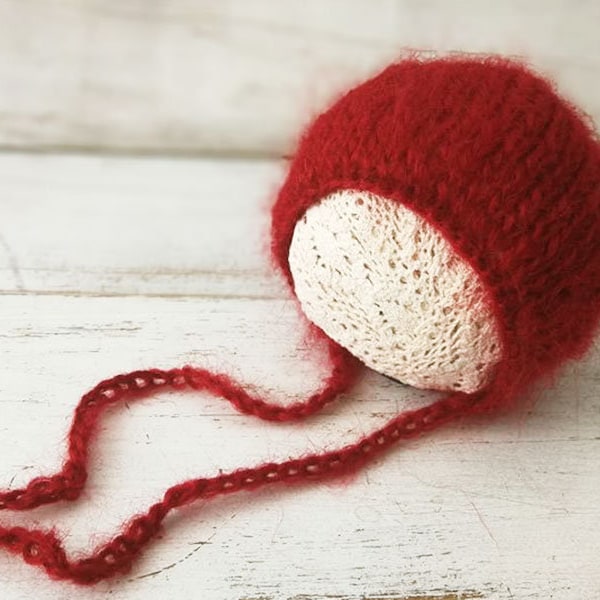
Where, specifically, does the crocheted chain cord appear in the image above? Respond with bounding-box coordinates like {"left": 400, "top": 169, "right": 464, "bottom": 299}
{"left": 0, "top": 338, "right": 474, "bottom": 584}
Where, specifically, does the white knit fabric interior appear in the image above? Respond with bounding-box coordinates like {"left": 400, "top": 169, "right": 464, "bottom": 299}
{"left": 289, "top": 190, "right": 502, "bottom": 393}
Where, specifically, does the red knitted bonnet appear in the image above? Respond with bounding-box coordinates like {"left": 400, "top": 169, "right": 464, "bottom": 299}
{"left": 272, "top": 56, "right": 600, "bottom": 414}
{"left": 1, "top": 56, "right": 599, "bottom": 585}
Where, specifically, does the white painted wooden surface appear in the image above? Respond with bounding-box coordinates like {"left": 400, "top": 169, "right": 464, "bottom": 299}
{"left": 0, "top": 0, "right": 598, "bottom": 156}
{"left": 0, "top": 1, "right": 599, "bottom": 598}
{"left": 0, "top": 153, "right": 598, "bottom": 600}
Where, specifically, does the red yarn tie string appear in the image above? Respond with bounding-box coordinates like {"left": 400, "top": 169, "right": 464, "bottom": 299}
{"left": 0, "top": 339, "right": 473, "bottom": 584}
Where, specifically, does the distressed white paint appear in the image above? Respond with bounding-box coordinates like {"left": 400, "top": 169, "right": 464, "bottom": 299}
{"left": 0, "top": 2, "right": 598, "bottom": 596}
{"left": 0, "top": 153, "right": 284, "bottom": 298}
{"left": 0, "top": 154, "right": 597, "bottom": 600}
{"left": 0, "top": 0, "right": 598, "bottom": 155}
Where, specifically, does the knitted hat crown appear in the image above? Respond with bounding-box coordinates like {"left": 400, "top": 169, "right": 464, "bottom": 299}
{"left": 272, "top": 56, "right": 600, "bottom": 412}
{"left": 1, "top": 56, "right": 599, "bottom": 585}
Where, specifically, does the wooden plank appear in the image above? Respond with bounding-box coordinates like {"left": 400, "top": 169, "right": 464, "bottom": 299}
{"left": 0, "top": 0, "right": 598, "bottom": 155}
{"left": 0, "top": 295, "right": 597, "bottom": 599}
{"left": 0, "top": 153, "right": 285, "bottom": 298}
{"left": 0, "top": 153, "right": 598, "bottom": 598}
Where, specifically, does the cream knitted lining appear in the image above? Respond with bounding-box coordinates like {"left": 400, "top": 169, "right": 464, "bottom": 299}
{"left": 289, "top": 190, "right": 502, "bottom": 393}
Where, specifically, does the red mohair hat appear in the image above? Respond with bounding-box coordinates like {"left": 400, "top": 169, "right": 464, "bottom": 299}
{"left": 1, "top": 56, "right": 599, "bottom": 584}
{"left": 272, "top": 55, "right": 600, "bottom": 414}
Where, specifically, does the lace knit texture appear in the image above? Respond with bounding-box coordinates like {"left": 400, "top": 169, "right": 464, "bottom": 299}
{"left": 1, "top": 56, "right": 600, "bottom": 584}
{"left": 289, "top": 189, "right": 503, "bottom": 393}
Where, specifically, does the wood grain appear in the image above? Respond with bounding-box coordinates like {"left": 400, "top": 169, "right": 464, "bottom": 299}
{"left": 0, "top": 0, "right": 598, "bottom": 156}
{"left": 0, "top": 153, "right": 284, "bottom": 298}
{"left": 0, "top": 153, "right": 598, "bottom": 599}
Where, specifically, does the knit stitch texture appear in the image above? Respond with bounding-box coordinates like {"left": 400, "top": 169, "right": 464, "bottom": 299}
{"left": 272, "top": 55, "right": 600, "bottom": 413}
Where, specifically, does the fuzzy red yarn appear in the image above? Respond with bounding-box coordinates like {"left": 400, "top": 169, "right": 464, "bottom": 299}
{"left": 1, "top": 56, "right": 599, "bottom": 585}
{"left": 0, "top": 343, "right": 473, "bottom": 584}
{"left": 272, "top": 55, "right": 600, "bottom": 413}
